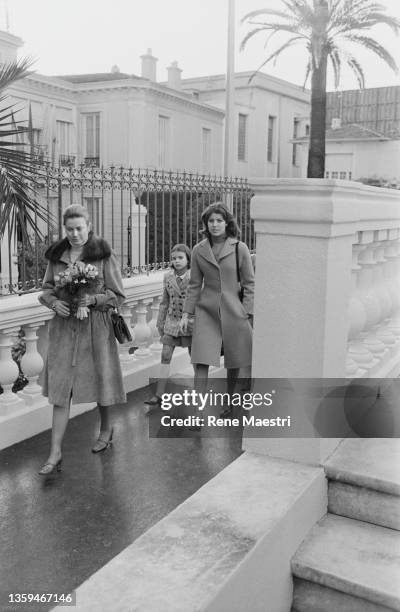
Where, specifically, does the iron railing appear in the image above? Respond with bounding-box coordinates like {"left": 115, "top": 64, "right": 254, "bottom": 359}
{"left": 0, "top": 165, "right": 254, "bottom": 295}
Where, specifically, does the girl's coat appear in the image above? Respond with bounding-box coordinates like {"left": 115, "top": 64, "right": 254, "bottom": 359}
{"left": 157, "top": 269, "right": 191, "bottom": 337}
{"left": 184, "top": 237, "right": 254, "bottom": 368}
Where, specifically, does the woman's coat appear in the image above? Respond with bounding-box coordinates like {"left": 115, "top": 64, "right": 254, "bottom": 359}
{"left": 184, "top": 237, "right": 254, "bottom": 368}
{"left": 157, "top": 269, "right": 191, "bottom": 337}
{"left": 38, "top": 233, "right": 126, "bottom": 407}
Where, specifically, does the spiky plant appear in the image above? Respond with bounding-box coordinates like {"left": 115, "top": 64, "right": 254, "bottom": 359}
{"left": 0, "top": 58, "right": 49, "bottom": 242}
{"left": 241, "top": 0, "right": 400, "bottom": 177}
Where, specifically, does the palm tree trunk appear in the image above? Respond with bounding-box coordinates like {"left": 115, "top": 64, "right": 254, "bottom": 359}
{"left": 307, "top": 52, "right": 328, "bottom": 178}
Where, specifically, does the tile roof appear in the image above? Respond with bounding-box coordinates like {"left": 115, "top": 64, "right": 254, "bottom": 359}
{"left": 325, "top": 124, "right": 389, "bottom": 140}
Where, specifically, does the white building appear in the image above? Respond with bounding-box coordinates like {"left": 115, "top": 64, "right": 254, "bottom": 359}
{"left": 295, "top": 87, "right": 400, "bottom": 183}
{"left": 1, "top": 32, "right": 224, "bottom": 174}
{"left": 180, "top": 72, "right": 311, "bottom": 179}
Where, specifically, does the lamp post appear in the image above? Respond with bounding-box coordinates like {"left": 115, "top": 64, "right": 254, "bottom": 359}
{"left": 224, "top": 0, "right": 235, "bottom": 208}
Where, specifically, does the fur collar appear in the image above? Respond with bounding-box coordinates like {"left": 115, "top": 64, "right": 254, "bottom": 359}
{"left": 45, "top": 231, "right": 111, "bottom": 263}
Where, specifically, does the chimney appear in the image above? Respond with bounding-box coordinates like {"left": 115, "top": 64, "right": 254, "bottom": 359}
{"left": 167, "top": 61, "right": 182, "bottom": 90}
{"left": 140, "top": 48, "right": 158, "bottom": 81}
{"left": 331, "top": 117, "right": 341, "bottom": 130}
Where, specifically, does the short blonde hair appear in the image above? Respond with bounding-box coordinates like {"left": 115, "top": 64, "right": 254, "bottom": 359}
{"left": 63, "top": 204, "right": 90, "bottom": 226}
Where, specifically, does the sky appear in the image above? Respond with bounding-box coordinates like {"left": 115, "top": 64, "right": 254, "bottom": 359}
{"left": 3, "top": 0, "right": 400, "bottom": 91}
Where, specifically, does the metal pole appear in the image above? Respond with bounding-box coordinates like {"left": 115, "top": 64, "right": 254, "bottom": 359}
{"left": 224, "top": 0, "right": 235, "bottom": 181}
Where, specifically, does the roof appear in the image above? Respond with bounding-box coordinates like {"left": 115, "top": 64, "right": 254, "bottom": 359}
{"left": 293, "top": 123, "right": 390, "bottom": 143}
{"left": 326, "top": 86, "right": 400, "bottom": 139}
{"left": 55, "top": 72, "right": 140, "bottom": 84}
{"left": 325, "top": 124, "right": 389, "bottom": 140}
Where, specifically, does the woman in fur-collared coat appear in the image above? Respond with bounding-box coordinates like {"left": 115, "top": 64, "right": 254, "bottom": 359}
{"left": 37, "top": 204, "right": 126, "bottom": 475}
{"left": 180, "top": 203, "right": 254, "bottom": 416}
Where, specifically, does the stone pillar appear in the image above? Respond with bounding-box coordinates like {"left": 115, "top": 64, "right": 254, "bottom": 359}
{"left": 245, "top": 179, "right": 400, "bottom": 464}
{"left": 129, "top": 204, "right": 147, "bottom": 269}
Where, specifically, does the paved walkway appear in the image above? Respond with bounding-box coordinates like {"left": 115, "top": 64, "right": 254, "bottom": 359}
{"left": 0, "top": 387, "right": 242, "bottom": 612}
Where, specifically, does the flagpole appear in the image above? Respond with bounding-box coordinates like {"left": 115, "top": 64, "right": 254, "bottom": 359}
{"left": 224, "top": 0, "right": 235, "bottom": 184}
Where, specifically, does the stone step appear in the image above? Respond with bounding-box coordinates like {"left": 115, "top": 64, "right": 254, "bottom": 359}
{"left": 324, "top": 439, "right": 400, "bottom": 530}
{"left": 292, "top": 514, "right": 400, "bottom": 612}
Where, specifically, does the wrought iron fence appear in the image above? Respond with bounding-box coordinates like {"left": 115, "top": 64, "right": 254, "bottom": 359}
{"left": 0, "top": 165, "right": 254, "bottom": 295}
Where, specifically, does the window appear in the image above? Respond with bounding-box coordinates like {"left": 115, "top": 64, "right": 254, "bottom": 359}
{"left": 325, "top": 171, "right": 330, "bottom": 178}
{"left": 238, "top": 114, "right": 247, "bottom": 161}
{"left": 267, "top": 116, "right": 275, "bottom": 162}
{"left": 56, "top": 121, "right": 72, "bottom": 156}
{"left": 292, "top": 118, "right": 300, "bottom": 166}
{"left": 305, "top": 124, "right": 310, "bottom": 136}
{"left": 348, "top": 171, "right": 352, "bottom": 180}
{"left": 158, "top": 115, "right": 170, "bottom": 168}
{"left": 201, "top": 128, "right": 211, "bottom": 173}
{"left": 83, "top": 113, "right": 100, "bottom": 165}
{"left": 340, "top": 171, "right": 347, "bottom": 180}
{"left": 331, "top": 171, "right": 339, "bottom": 179}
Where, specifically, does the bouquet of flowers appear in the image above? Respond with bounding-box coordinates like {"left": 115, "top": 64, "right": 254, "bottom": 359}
{"left": 55, "top": 262, "right": 99, "bottom": 320}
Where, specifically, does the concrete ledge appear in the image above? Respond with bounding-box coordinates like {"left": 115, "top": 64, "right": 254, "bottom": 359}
{"left": 52, "top": 452, "right": 326, "bottom": 612}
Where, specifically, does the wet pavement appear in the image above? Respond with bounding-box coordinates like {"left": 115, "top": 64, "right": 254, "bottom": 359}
{"left": 0, "top": 387, "right": 242, "bottom": 612}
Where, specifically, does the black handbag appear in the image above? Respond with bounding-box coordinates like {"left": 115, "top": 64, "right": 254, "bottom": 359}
{"left": 235, "top": 242, "right": 244, "bottom": 303}
{"left": 111, "top": 309, "right": 132, "bottom": 344}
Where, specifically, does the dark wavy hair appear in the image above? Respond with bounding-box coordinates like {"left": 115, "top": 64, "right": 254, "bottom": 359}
{"left": 201, "top": 202, "right": 239, "bottom": 241}
{"left": 171, "top": 243, "right": 191, "bottom": 269}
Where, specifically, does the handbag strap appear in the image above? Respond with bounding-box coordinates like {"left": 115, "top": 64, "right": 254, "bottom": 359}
{"left": 235, "top": 241, "right": 241, "bottom": 284}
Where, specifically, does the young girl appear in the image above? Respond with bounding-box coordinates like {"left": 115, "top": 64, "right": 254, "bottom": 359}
{"left": 145, "top": 244, "right": 192, "bottom": 409}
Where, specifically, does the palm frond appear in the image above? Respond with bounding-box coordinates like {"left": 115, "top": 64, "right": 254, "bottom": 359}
{"left": 241, "top": 8, "right": 292, "bottom": 24}
{"left": 0, "top": 58, "right": 53, "bottom": 241}
{"left": 0, "top": 58, "right": 34, "bottom": 92}
{"left": 345, "top": 34, "right": 398, "bottom": 73}
{"left": 241, "top": 23, "right": 307, "bottom": 51}
{"left": 328, "top": 46, "right": 342, "bottom": 89}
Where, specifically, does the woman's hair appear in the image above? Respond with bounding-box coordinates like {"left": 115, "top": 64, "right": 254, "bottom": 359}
{"left": 201, "top": 202, "right": 239, "bottom": 240}
{"left": 171, "top": 243, "right": 191, "bottom": 269}
{"left": 63, "top": 204, "right": 90, "bottom": 226}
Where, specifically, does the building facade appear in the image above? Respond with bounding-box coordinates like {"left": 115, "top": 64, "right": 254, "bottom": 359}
{"left": 180, "top": 72, "right": 311, "bottom": 179}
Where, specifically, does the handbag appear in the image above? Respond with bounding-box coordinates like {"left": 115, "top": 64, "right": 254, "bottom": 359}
{"left": 235, "top": 242, "right": 244, "bottom": 303}
{"left": 111, "top": 309, "right": 132, "bottom": 344}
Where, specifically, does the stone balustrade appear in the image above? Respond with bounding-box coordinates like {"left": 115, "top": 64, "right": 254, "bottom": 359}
{"left": 246, "top": 179, "right": 400, "bottom": 465}
{"left": 0, "top": 271, "right": 191, "bottom": 450}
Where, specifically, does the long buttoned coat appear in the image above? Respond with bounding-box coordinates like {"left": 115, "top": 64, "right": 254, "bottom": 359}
{"left": 157, "top": 269, "right": 191, "bottom": 337}
{"left": 38, "top": 233, "right": 126, "bottom": 407}
{"left": 183, "top": 237, "right": 254, "bottom": 369}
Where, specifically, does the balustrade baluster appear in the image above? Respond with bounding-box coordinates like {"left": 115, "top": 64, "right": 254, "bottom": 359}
{"left": 148, "top": 296, "right": 163, "bottom": 353}
{"left": 356, "top": 235, "right": 389, "bottom": 369}
{"left": 347, "top": 243, "right": 370, "bottom": 376}
{"left": 0, "top": 328, "right": 25, "bottom": 413}
{"left": 385, "top": 230, "right": 400, "bottom": 340}
{"left": 132, "top": 300, "right": 152, "bottom": 357}
{"left": 18, "top": 323, "right": 45, "bottom": 405}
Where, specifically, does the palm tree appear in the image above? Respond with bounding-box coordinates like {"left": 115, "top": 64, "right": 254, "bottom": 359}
{"left": 0, "top": 59, "right": 49, "bottom": 241}
{"left": 241, "top": 0, "right": 400, "bottom": 177}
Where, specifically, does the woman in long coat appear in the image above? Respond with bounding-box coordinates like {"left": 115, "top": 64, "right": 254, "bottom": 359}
{"left": 181, "top": 203, "right": 254, "bottom": 414}
{"left": 38, "top": 204, "right": 126, "bottom": 474}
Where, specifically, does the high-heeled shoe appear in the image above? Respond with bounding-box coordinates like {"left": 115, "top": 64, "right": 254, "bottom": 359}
{"left": 91, "top": 428, "right": 113, "bottom": 453}
{"left": 144, "top": 395, "right": 161, "bottom": 407}
{"left": 38, "top": 458, "right": 62, "bottom": 476}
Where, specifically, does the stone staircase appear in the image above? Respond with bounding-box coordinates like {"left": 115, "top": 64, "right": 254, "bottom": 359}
{"left": 292, "top": 439, "right": 400, "bottom": 612}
